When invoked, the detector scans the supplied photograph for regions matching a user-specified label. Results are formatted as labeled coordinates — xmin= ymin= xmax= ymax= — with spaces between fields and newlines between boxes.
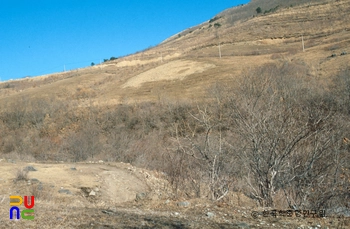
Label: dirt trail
xmin=0 ymin=161 xmax=154 ymax=206
xmin=1 ymin=161 xmax=348 ymax=228
xmin=100 ymin=169 xmax=149 ymax=204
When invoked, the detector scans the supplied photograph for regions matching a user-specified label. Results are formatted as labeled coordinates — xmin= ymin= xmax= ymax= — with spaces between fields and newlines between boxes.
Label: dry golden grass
xmin=1 ymin=1 xmax=350 ymax=227
xmin=0 ymin=0 xmax=348 ymax=106
xmin=122 ymin=60 xmax=215 ymax=88
xmin=0 ymin=0 xmax=348 ymax=107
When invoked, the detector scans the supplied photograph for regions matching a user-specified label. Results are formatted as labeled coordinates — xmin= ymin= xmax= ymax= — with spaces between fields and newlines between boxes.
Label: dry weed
xmin=15 ymin=168 xmax=29 ymax=182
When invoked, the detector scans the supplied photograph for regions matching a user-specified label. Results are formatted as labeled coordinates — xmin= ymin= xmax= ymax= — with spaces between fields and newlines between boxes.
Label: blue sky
xmin=0 ymin=0 xmax=249 ymax=81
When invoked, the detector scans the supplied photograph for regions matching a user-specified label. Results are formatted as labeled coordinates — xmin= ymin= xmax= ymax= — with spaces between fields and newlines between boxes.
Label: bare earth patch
xmin=0 ymin=161 xmax=348 ymax=228
xmin=122 ymin=60 xmax=215 ymax=88
xmin=0 ymin=161 xmax=157 ymax=209
xmin=114 ymin=52 xmax=181 ymax=68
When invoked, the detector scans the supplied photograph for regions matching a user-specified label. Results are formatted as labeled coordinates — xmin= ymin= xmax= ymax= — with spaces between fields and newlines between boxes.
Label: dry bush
xmin=159 ymin=61 xmax=350 ymax=210
xmin=1 ymin=135 xmax=16 ymax=154
xmin=270 ymin=53 xmax=283 ymax=60
xmin=330 ymin=67 xmax=350 ymax=115
xmin=0 ymin=98 xmax=28 ymax=130
xmin=74 ymin=87 xmax=97 ymax=99
xmin=94 ymin=75 xmax=114 ymax=86
xmin=0 ymin=96 xmax=62 ymax=132
xmin=219 ymin=62 xmax=349 ymax=210
xmin=59 ymin=107 xmax=102 ymax=162
xmin=159 ymin=94 xmax=238 ymax=200
xmin=30 ymin=184 xmax=53 ymax=201
xmin=286 ymin=47 xmax=299 ymax=55
xmin=1 ymin=62 xmax=348 ymax=211
xmin=15 ymin=168 xmax=29 ymax=182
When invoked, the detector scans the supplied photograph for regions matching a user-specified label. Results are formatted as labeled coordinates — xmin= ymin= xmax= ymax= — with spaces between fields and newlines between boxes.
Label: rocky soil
xmin=0 ymin=161 xmax=349 ymax=228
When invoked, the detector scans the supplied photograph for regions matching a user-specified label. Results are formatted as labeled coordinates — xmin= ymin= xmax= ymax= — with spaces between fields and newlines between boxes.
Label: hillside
xmin=0 ymin=0 xmax=350 ymax=228
xmin=0 ymin=0 xmax=349 ymax=104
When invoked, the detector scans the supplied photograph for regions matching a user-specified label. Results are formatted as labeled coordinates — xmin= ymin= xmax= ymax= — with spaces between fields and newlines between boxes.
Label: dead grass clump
xmin=74 ymin=87 xmax=97 ymax=99
xmin=2 ymin=136 xmax=15 ymax=154
xmin=287 ymin=47 xmax=299 ymax=55
xmin=30 ymin=184 xmax=53 ymax=201
xmin=327 ymin=43 xmax=341 ymax=51
xmin=15 ymin=168 xmax=29 ymax=182
xmin=270 ymin=53 xmax=283 ymax=60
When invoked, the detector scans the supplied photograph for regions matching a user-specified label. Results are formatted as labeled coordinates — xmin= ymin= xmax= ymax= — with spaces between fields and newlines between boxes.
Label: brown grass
xmin=0 ymin=0 xmax=348 ymax=105
xmin=15 ymin=168 xmax=29 ymax=182
xmin=1 ymin=1 xmax=350 ymax=227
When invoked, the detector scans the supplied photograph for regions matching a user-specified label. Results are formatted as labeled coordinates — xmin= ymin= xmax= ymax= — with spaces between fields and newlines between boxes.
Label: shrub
xmin=256 ymin=7 xmax=262 ymax=14
xmin=30 ymin=184 xmax=52 ymax=201
xmin=4 ymin=84 xmax=14 ymax=89
xmin=209 ymin=16 xmax=220 ymax=23
xmin=15 ymin=168 xmax=28 ymax=182
xmin=214 ymin=23 xmax=221 ymax=28
xmin=264 ymin=6 xmax=279 ymax=14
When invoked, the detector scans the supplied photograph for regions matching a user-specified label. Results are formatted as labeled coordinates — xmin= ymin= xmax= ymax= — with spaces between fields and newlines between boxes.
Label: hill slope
xmin=0 ymin=0 xmax=349 ymax=105
xmin=0 ymin=1 xmax=350 ymax=228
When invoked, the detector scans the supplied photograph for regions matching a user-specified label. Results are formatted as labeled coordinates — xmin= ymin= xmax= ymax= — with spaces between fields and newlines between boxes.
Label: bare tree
xmin=226 ymin=62 xmax=344 ymax=208
xmin=169 ymin=102 xmax=236 ymax=200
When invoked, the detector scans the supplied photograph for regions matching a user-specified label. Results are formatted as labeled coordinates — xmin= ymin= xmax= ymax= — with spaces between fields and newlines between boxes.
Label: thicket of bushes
xmin=0 ymin=61 xmax=349 ymax=212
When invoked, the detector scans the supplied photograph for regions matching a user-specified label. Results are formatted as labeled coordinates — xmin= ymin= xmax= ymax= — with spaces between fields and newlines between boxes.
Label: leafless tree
xmin=226 ymin=62 xmax=348 ymax=209
xmin=168 ymin=101 xmax=237 ymax=200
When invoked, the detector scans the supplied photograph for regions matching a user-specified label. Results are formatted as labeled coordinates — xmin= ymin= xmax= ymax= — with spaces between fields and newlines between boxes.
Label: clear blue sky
xmin=0 ymin=0 xmax=249 ymax=81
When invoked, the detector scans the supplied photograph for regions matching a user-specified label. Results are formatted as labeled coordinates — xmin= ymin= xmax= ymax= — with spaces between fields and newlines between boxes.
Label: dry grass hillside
xmin=0 ymin=0 xmax=348 ymax=105
xmin=1 ymin=0 xmax=350 ymax=228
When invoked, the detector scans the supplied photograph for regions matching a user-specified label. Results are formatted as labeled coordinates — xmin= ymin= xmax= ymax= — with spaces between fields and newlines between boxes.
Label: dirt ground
xmin=0 ymin=160 xmax=349 ymax=228
xmin=121 ymin=60 xmax=215 ymax=88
